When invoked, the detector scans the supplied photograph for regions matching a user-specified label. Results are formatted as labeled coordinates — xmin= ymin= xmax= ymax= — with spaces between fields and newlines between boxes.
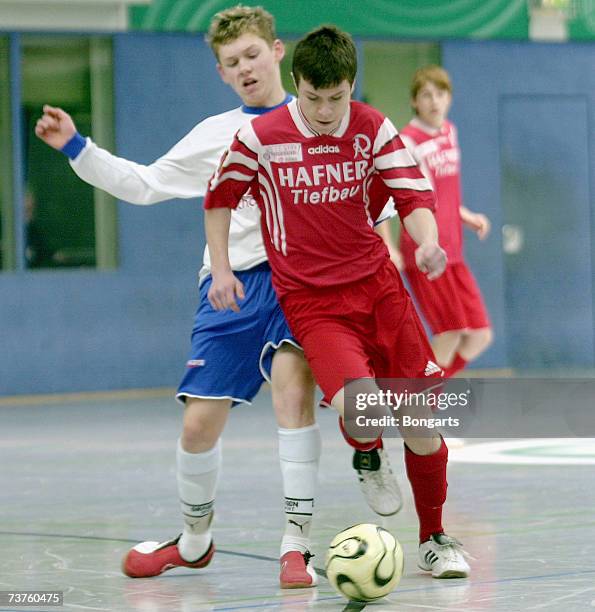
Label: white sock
xmin=176 ymin=438 xmax=220 ymax=561
xmin=278 ymin=424 xmax=321 ymax=557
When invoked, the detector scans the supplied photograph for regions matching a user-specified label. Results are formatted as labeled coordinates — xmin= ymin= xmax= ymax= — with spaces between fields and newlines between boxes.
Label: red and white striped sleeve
xmin=373 ymin=117 xmax=435 ymax=219
xmin=203 ymin=122 xmax=260 ymax=210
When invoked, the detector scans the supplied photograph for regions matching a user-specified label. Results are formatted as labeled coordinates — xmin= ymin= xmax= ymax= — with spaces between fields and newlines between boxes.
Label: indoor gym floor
xmin=2 ymin=388 xmax=595 ymax=611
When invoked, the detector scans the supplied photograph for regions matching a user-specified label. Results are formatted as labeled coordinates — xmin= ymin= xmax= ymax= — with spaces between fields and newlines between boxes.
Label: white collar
xmin=410 ymin=116 xmax=446 ymax=136
xmin=288 ymin=98 xmax=351 ymax=139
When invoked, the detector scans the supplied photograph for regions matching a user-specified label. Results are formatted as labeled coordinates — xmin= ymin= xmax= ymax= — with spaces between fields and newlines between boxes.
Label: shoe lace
xmin=363 ymin=454 xmax=397 ymax=492
xmin=359 ymin=468 xmax=384 ymax=499
xmin=433 ymin=534 xmax=474 ymax=562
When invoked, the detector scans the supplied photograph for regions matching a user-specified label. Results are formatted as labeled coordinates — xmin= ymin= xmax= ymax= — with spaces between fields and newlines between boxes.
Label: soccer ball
xmin=325 ymin=523 xmax=404 ymax=602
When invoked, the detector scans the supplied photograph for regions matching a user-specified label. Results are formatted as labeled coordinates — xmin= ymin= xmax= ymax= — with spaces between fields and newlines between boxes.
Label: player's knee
xmin=403 ymin=435 xmax=441 ymax=457
xmin=181 ymin=411 xmax=221 ymax=450
xmin=436 ymin=330 xmax=464 ymax=345
xmin=181 ymin=420 xmax=219 ymax=451
xmin=180 ymin=397 xmax=229 ymax=451
xmin=273 ymin=384 xmax=316 ymax=427
xmin=474 ymin=327 xmax=493 ymax=350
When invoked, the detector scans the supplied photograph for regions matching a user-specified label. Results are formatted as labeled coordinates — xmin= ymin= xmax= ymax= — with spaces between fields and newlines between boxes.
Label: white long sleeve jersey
xmin=70 ymin=105 xmax=266 ymax=282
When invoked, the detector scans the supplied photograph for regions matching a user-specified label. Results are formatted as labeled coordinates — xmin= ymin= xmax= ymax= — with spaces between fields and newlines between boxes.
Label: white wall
xmin=0 ymin=0 xmax=151 ymax=31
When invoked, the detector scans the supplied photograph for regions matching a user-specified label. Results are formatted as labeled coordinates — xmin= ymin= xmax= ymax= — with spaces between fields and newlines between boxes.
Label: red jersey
xmin=399 ymin=118 xmax=463 ymax=268
xmin=204 ymin=99 xmax=434 ymax=297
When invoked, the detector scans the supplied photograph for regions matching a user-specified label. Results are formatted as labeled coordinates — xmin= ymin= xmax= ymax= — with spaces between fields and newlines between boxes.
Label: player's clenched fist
xmin=415 ymin=242 xmax=447 ymax=281
xmin=34 ymin=105 xmax=77 ymax=150
xmin=208 ymin=270 xmax=245 ymax=313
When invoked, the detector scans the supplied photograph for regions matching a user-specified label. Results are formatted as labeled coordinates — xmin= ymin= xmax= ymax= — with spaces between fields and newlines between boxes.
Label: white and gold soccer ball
xmin=325 ymin=523 xmax=404 ymax=602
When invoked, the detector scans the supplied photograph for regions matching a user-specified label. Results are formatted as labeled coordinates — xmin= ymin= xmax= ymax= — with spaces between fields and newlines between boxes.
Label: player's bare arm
xmin=402 ymin=208 xmax=446 ymax=280
xmin=460 ymin=206 xmax=491 ymax=240
xmin=204 ymin=208 xmax=245 ymax=312
xmin=35 ymin=105 xmax=77 ymax=150
xmin=375 ymin=222 xmax=404 ymax=271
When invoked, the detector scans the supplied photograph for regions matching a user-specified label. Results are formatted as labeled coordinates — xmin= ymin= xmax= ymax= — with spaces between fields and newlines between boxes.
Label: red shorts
xmin=404 ymin=262 xmax=491 ymax=335
xmin=280 ymin=260 xmax=440 ymax=403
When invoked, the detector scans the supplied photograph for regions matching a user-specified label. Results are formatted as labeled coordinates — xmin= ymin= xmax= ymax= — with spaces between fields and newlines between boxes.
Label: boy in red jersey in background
xmin=396 ymin=66 xmax=493 ymax=377
xmin=205 ymin=26 xmax=470 ymax=578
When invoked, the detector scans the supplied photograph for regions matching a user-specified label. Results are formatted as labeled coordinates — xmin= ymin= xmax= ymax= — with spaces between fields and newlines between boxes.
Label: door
xmin=500 ymin=95 xmax=592 ymax=367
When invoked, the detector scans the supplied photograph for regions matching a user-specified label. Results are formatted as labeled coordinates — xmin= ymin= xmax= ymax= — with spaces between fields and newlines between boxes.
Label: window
xmin=0 ymin=36 xmax=13 ymax=270
xmin=362 ymin=41 xmax=440 ymax=130
xmin=20 ymin=35 xmax=117 ymax=270
xmin=280 ymin=40 xmax=297 ymax=96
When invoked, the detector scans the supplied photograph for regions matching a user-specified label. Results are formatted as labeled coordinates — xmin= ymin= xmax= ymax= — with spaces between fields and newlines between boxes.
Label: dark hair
xmin=292 ymin=25 xmax=357 ymax=89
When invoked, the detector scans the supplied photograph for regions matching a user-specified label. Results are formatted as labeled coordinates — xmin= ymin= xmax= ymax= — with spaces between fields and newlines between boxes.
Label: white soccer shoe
xmin=353 ymin=447 xmax=403 ymax=516
xmin=418 ymin=533 xmax=470 ymax=578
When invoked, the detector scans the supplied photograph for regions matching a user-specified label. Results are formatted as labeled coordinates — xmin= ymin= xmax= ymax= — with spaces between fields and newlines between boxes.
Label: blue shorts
xmin=176 ymin=262 xmax=300 ymax=406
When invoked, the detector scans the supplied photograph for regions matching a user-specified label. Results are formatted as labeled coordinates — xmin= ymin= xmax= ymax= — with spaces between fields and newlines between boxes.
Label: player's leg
xmin=260 ymin=296 xmax=320 ymax=588
xmin=378 ymin=262 xmax=470 ymax=578
xmin=399 ymin=396 xmax=469 ymax=578
xmin=177 ymin=397 xmax=229 ymax=559
xmin=405 ymin=264 xmax=469 ymax=377
xmin=331 ymin=382 xmax=403 ymax=516
xmin=123 ymin=270 xmax=267 ymax=578
xmin=270 ymin=343 xmax=316 ymax=428
xmin=431 ymin=330 xmax=463 ymax=369
xmin=280 ymin=287 xmax=402 ymax=517
xmin=271 ymin=344 xmax=318 ymax=545
xmin=446 ymin=262 xmax=493 ymax=376
xmin=457 ymin=327 xmax=493 ymax=361
xmin=123 ymin=397 xmax=226 ymax=578
xmin=443 ymin=326 xmax=493 ymax=377
xmin=270 ymin=345 xmax=319 ymax=588
xmin=442 ymin=263 xmax=493 ymax=377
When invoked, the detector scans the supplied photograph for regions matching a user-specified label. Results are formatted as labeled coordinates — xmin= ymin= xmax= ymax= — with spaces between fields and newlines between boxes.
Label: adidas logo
xmin=307 ymin=144 xmax=340 ymax=154
xmin=424 ymin=360 xmax=442 ymax=376
xmin=425 ymin=550 xmax=439 ymax=566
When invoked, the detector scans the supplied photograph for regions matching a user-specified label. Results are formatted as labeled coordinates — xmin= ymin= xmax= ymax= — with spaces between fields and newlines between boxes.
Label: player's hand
xmin=464 ymin=212 xmax=491 ymax=240
xmin=415 ymin=242 xmax=447 ymax=280
xmin=208 ymin=269 xmax=245 ymax=313
xmin=34 ymin=105 xmax=77 ymax=150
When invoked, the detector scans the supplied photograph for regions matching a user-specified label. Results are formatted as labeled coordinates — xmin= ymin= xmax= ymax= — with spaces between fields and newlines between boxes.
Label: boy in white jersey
xmin=34 ymin=6 xmax=401 ymax=588
xmin=205 ymin=25 xmax=470 ymax=579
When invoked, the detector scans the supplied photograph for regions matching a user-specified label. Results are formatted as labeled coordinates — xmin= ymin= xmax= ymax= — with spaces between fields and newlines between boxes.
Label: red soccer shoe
xmin=280 ymin=551 xmax=318 ymax=589
xmin=122 ymin=534 xmax=215 ymax=578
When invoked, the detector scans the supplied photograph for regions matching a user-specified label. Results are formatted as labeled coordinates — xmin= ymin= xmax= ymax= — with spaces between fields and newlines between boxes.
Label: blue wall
xmin=1 ymin=33 xmax=237 ymax=395
xmin=443 ymin=40 xmax=594 ymax=369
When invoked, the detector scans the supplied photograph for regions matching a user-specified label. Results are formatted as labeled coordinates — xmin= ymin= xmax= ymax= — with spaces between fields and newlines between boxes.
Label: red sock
xmin=443 ymin=353 xmax=467 ymax=378
xmin=405 ymin=439 xmax=448 ymax=542
xmin=338 ymin=417 xmax=383 ymax=451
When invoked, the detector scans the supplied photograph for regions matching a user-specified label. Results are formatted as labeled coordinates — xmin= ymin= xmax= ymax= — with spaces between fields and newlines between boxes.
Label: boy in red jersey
xmin=205 ymin=26 xmax=470 ymax=578
xmin=397 ymin=66 xmax=493 ymax=377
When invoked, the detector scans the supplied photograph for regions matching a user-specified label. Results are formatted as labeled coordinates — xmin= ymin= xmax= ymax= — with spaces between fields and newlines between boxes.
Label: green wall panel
xmin=130 ymin=0 xmax=531 ymax=39
xmin=568 ymin=0 xmax=595 ymax=39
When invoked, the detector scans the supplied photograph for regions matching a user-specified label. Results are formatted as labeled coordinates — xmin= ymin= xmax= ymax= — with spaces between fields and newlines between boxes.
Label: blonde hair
xmin=206 ymin=5 xmax=276 ymax=58
xmin=410 ymin=65 xmax=452 ymax=98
